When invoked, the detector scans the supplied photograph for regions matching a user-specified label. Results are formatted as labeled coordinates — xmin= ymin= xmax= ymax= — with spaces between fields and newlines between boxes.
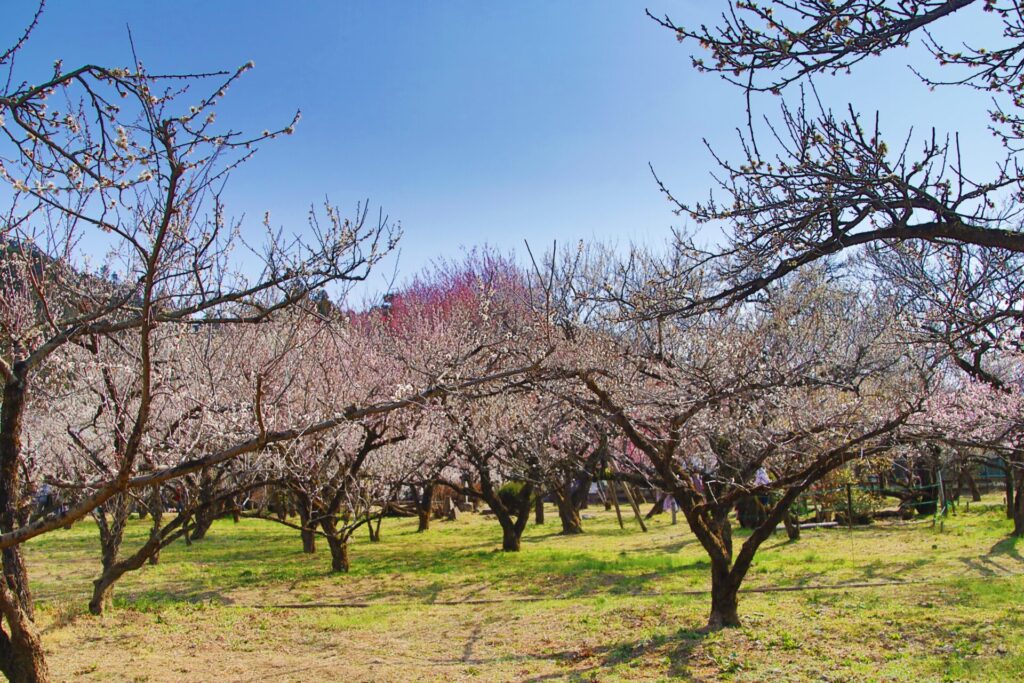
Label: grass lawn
xmin=25 ymin=495 xmax=1024 ymax=682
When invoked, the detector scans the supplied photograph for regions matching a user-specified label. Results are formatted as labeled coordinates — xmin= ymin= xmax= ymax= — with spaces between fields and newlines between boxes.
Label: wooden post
xmin=937 ymin=470 xmax=947 ymax=517
xmin=846 ymin=483 xmax=854 ymax=531
xmin=622 ymin=482 xmax=648 ymax=533
xmin=937 ymin=470 xmax=947 ymax=532
xmin=596 ymin=480 xmax=611 ymax=511
xmin=608 ymin=478 xmax=625 ymax=530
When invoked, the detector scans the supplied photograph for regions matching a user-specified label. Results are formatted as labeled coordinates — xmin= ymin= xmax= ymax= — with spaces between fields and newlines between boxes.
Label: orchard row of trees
xmin=3 ymin=2 xmax=1024 ymax=682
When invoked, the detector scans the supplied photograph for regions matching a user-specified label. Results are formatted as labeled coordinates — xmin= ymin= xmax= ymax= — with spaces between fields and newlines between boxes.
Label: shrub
xmin=497 ymin=481 xmax=535 ymax=510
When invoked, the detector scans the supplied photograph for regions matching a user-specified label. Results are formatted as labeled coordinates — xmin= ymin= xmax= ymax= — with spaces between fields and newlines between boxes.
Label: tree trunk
xmin=707 ymin=565 xmax=741 ymax=630
xmin=90 ymin=492 xmax=136 ymax=616
xmin=783 ymin=508 xmax=800 ymax=541
xmin=0 ymin=377 xmax=49 ymax=681
xmin=711 ymin=507 xmax=733 ymax=558
xmin=0 ymin=378 xmax=34 ymax=621
xmin=493 ymin=497 xmax=530 ymax=552
xmin=417 ymin=484 xmax=433 ymax=533
xmin=90 ymin=505 xmax=176 ymax=616
xmin=963 ymin=471 xmax=982 ymax=503
xmin=298 ymin=503 xmax=316 ymax=554
xmin=90 ymin=497 xmax=227 ymax=617
xmin=189 ymin=511 xmax=213 ymax=541
xmin=0 ymin=583 xmax=50 ymax=683
xmin=326 ymin=536 xmax=350 ymax=572
xmin=0 ymin=547 xmax=32 ymax=627
xmin=1007 ymin=466 xmax=1017 ymax=520
xmin=500 ymin=521 xmax=522 ymax=552
xmin=645 ymin=496 xmax=666 ymax=520
xmin=90 ymin=529 xmax=122 ymax=614
xmin=534 ymin=495 xmax=545 ymax=525
xmin=189 ymin=470 xmax=218 ymax=541
xmin=318 ymin=517 xmax=351 ymax=571
xmin=709 ymin=487 xmax=806 ymax=630
xmin=301 ymin=527 xmax=317 ymax=554
xmin=90 ymin=549 xmax=150 ymax=616
xmin=476 ymin=471 xmax=530 ymax=552
xmin=555 ymin=494 xmax=584 ymax=535
xmin=88 ymin=574 xmax=116 ymax=617
xmin=1013 ymin=469 xmax=1024 ymax=538
xmin=147 ymin=489 xmax=163 ymax=566
xmin=690 ymin=503 xmax=742 ymax=630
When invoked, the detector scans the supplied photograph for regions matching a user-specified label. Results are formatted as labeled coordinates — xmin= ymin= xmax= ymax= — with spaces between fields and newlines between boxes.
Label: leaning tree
xmin=0 ymin=9 xmax=405 ymax=678
xmin=30 ymin=320 xmax=296 ymax=615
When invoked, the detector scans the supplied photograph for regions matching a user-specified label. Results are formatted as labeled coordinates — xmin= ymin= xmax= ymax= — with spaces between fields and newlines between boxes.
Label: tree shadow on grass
xmin=254 ymin=625 xmax=711 ymax=683
xmin=113 ymin=585 xmax=237 ymax=610
xmin=522 ymin=530 xmax=578 ymax=544
xmin=761 ymin=537 xmax=800 ymax=552
xmin=857 ymin=558 xmax=929 ymax=581
xmin=519 ymin=626 xmax=709 ymax=682
xmin=986 ymin=536 xmax=1021 ymax=563
xmin=623 ymin=537 xmax=697 ymax=555
xmin=959 ymin=555 xmax=1010 ymax=577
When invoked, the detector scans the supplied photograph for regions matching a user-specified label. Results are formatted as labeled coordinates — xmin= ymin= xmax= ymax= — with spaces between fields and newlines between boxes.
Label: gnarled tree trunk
xmin=188 ymin=469 xmax=219 ymax=541
xmin=189 ymin=509 xmax=214 ymax=540
xmin=0 ymin=582 xmax=49 ymax=683
xmin=487 ymin=484 xmax=532 ymax=552
xmin=320 ymin=520 xmax=350 ymax=572
xmin=554 ymin=490 xmax=583 ymax=535
xmin=679 ymin=486 xmax=804 ymax=631
xmin=88 ymin=510 xmax=195 ymax=616
xmin=0 ymin=376 xmax=50 ymax=682
xmin=89 ymin=494 xmax=132 ymax=615
xmin=499 ymin=518 xmax=523 ymax=552
xmin=328 ymin=537 xmax=349 ymax=572
xmin=707 ymin=561 xmax=740 ymax=629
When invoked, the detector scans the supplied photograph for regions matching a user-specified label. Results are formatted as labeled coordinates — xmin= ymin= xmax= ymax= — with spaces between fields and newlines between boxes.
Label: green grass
xmin=25 ymin=495 xmax=1024 ymax=682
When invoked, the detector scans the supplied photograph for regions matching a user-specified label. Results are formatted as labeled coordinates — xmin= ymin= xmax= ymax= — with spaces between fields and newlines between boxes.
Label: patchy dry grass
xmin=25 ymin=495 xmax=1024 ymax=682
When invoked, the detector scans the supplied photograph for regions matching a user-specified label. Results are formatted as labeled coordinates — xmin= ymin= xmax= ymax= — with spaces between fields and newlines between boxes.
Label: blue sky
xmin=4 ymin=1 xmax=1004 ymax=298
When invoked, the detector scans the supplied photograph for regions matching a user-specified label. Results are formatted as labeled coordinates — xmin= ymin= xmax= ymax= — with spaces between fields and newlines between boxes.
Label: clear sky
xmin=3 ymin=1 xmax=1004 ymax=298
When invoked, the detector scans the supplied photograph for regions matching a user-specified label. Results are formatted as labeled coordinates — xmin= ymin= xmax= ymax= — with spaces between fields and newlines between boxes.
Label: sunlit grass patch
xmin=25 ymin=494 xmax=1024 ymax=681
